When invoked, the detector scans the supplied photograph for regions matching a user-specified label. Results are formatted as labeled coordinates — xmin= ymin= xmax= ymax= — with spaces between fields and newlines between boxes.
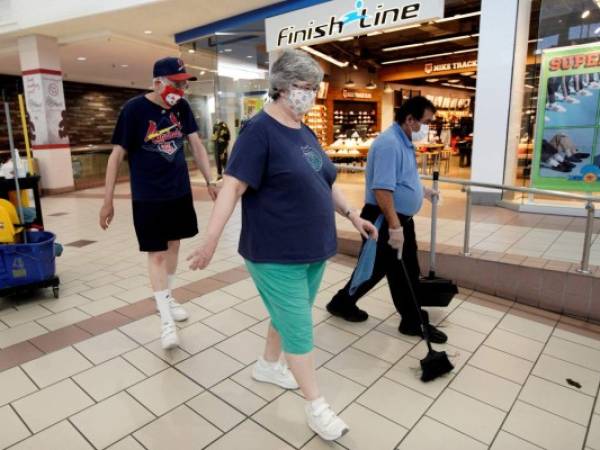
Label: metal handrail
xmin=420 ymin=173 xmax=598 ymax=274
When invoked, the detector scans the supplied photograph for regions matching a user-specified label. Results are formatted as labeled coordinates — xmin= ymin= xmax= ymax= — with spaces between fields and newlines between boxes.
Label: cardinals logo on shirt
xmin=143 ymin=112 xmax=184 ymax=161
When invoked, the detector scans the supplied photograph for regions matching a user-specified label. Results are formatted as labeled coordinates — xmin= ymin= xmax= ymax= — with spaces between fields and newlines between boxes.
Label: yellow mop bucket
xmin=0 ymin=199 xmax=23 ymax=244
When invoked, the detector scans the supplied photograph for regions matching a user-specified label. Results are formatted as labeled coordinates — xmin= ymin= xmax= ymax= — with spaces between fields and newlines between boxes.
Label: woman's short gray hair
xmin=269 ymin=49 xmax=324 ymax=100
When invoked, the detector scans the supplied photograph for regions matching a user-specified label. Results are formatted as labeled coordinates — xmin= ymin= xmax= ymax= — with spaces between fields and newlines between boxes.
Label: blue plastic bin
xmin=0 ymin=231 xmax=56 ymax=288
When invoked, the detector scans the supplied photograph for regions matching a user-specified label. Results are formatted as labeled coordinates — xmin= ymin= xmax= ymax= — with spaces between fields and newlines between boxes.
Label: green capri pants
xmin=245 ymin=260 xmax=326 ymax=355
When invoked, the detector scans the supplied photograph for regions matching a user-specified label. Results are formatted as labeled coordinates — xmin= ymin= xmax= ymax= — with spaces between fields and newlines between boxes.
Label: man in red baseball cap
xmin=100 ymin=57 xmax=217 ymax=350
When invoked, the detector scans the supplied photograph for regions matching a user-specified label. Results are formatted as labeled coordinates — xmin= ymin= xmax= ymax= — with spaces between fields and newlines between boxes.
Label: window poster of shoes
xmin=532 ymin=43 xmax=600 ymax=190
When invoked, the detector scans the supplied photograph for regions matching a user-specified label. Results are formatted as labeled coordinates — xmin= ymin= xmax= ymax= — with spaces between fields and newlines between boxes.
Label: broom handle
xmin=428 ymin=170 xmax=439 ymax=277
xmin=17 ymin=94 xmax=34 ymax=175
xmin=398 ymin=250 xmax=433 ymax=353
xmin=4 ymin=99 xmax=27 ymax=244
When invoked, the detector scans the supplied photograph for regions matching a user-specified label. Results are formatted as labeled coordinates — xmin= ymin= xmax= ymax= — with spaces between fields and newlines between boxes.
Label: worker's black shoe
xmin=399 ymin=323 xmax=448 ymax=344
xmin=326 ymin=301 xmax=369 ymax=323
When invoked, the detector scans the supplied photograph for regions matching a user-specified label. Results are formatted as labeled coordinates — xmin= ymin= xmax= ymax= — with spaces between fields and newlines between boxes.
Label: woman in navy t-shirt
xmin=188 ymin=49 xmax=377 ymax=442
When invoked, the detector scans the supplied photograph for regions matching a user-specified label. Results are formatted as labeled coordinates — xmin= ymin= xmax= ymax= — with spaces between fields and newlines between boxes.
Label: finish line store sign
xmin=266 ymin=0 xmax=445 ymax=52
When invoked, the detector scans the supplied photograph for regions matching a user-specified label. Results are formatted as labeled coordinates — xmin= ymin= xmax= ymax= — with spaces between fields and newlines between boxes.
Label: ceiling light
xmin=447 ymin=79 xmax=461 ymax=83
xmin=367 ymin=31 xmax=382 ymax=36
xmin=120 ymin=64 xmax=128 ymax=68
xmin=452 ymin=48 xmax=478 ymax=55
xmin=188 ymin=49 xmax=195 ymax=54
xmin=426 ymin=78 xmax=440 ymax=83
xmin=383 ymin=33 xmax=478 ymax=52
xmin=338 ymin=36 xmax=354 ymax=42
xmin=441 ymin=82 xmax=476 ymax=90
xmin=435 ymin=11 xmax=481 ymax=23
xmin=224 ymin=48 xmax=232 ymax=53
xmin=582 ymin=9 xmax=591 ymax=19
xmin=345 ymin=79 xmax=356 ymax=88
xmin=200 ymin=71 xmax=206 ymax=75
xmin=382 ymin=48 xmax=477 ymax=65
xmin=384 ymin=84 xmax=394 ymax=93
xmin=460 ymin=72 xmax=475 ymax=76
xmin=470 ymin=75 xmax=477 ymax=79
xmin=595 ymin=26 xmax=600 ymax=34
xmin=381 ymin=57 xmax=415 ymax=65
xmin=144 ymin=30 xmax=152 ymax=35
xmin=383 ymin=23 xmax=421 ymax=33
xmin=352 ymin=64 xmax=358 ymax=70
xmin=77 ymin=56 xmax=86 ymax=61
xmin=246 ymin=55 xmax=253 ymax=58
xmin=366 ymin=80 xmax=377 ymax=89
xmin=300 ymin=46 xmax=349 ymax=68
xmin=415 ymin=52 xmax=453 ymax=60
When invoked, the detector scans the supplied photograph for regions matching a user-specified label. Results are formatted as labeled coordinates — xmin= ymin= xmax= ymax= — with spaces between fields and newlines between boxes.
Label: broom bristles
xmin=420 ymin=350 xmax=454 ymax=382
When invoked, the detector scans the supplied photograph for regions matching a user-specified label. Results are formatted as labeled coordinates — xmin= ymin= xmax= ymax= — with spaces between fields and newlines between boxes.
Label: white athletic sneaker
xmin=547 ymin=103 xmax=566 ymax=112
xmin=565 ymin=95 xmax=580 ymax=104
xmin=156 ymin=298 xmax=189 ymax=322
xmin=305 ymin=398 xmax=349 ymax=441
xmin=252 ymin=358 xmax=299 ymax=389
xmin=588 ymin=81 xmax=600 ymax=89
xmin=161 ymin=321 xmax=179 ymax=350
xmin=578 ymin=89 xmax=593 ymax=97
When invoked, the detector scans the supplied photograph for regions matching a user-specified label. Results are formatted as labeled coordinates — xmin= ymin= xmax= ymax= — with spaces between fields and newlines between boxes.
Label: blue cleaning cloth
xmin=348 ymin=215 xmax=384 ymax=296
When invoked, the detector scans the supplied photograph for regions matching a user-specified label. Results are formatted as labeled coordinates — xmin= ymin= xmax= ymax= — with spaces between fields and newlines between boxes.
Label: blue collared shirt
xmin=365 ymin=123 xmax=424 ymax=216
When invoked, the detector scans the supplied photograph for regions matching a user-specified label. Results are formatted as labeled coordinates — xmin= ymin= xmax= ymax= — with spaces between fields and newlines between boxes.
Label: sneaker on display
xmin=565 ymin=96 xmax=580 ymax=104
xmin=547 ymin=103 xmax=566 ymax=112
xmin=578 ymin=89 xmax=593 ymax=97
xmin=161 ymin=321 xmax=179 ymax=349
xmin=555 ymin=92 xmax=565 ymax=101
xmin=252 ymin=358 xmax=299 ymax=389
xmin=588 ymin=81 xmax=600 ymax=89
xmin=305 ymin=398 xmax=349 ymax=441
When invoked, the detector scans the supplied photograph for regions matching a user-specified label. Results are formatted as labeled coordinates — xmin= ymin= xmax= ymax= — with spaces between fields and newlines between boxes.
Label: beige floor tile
xmin=469 ymin=345 xmax=533 ymax=384
xmin=230 ymin=365 xmax=285 ymax=402
xmin=325 ymin=347 xmax=391 ymax=386
xmin=352 ymin=331 xmax=413 ymax=364
xmin=0 ymin=367 xmax=37 ymax=406
xmin=114 ymin=275 xmax=149 ymax=290
xmin=435 ymin=322 xmax=487 ymax=352
xmin=398 ymin=416 xmax=487 ymax=450
xmin=128 ymin=368 xmax=202 ymax=416
xmin=210 ymin=379 xmax=267 ymax=415
xmin=9 ymin=420 xmax=93 ymax=450
xmin=205 ymin=419 xmax=294 ymax=450
xmin=177 ymin=322 xmax=226 ymax=355
xmin=1 ymin=305 xmax=52 ymax=327
xmin=134 ymin=405 xmax=222 ymax=450
xmin=0 ymin=404 xmax=30 ymax=449
xmin=445 ymin=307 xmax=501 ymax=334
xmin=358 ymin=377 xmax=432 ymax=428
xmin=78 ymin=297 xmax=128 ymax=316
xmin=192 ymin=291 xmax=243 ymax=313
xmin=313 ymin=367 xmax=365 ymax=411
xmin=450 ymin=366 xmax=521 ymax=412
xmin=248 ymin=319 xmax=270 ymax=338
xmin=122 ymin=347 xmax=169 ymax=377
xmin=408 ymin=341 xmax=472 ymax=373
xmin=44 ymin=294 xmax=91 ymax=313
xmin=428 ymin=389 xmax=505 ymax=445
xmin=385 ymin=355 xmax=455 ymax=399
xmin=71 ymin=392 xmax=154 ymax=450
xmin=0 ymin=322 xmax=48 ymax=349
xmin=176 ymin=303 xmax=212 ymax=329
xmin=13 ymin=379 xmax=94 ymax=433
xmin=314 ymin=323 xmax=359 ymax=354
xmin=119 ymin=315 xmax=162 ymax=345
xmin=519 ymin=375 xmax=594 ymax=426
xmin=356 ymin=296 xmax=398 ymax=320
xmin=22 ymin=346 xmax=92 ymax=388
xmin=553 ymin=326 xmax=600 ymax=351
xmin=498 ymin=311 xmax=555 ymax=343
xmin=587 ymin=414 xmax=600 ymax=450
xmin=75 ymin=330 xmax=139 ymax=364
xmin=460 ymin=296 xmax=510 ymax=319
xmin=114 ymin=286 xmax=154 ymax=304
xmin=338 ymin=403 xmax=408 ymax=450
xmin=107 ymin=436 xmax=146 ymax=450
xmin=253 ymin=391 xmax=314 ymax=448
xmin=503 ymin=401 xmax=586 ymax=450
xmin=87 ymin=274 xmax=123 ymax=289
xmin=490 ymin=431 xmax=544 ymax=450
xmin=301 ymin=436 xmax=345 ymax=449
xmin=203 ymin=309 xmax=257 ymax=336
xmin=325 ymin=316 xmax=381 ymax=337
xmin=544 ymin=336 xmax=600 ymax=372
xmin=144 ymin=338 xmax=190 ymax=365
xmin=215 ymin=330 xmax=266 ymax=365
xmin=73 ymin=357 xmax=146 ymax=401
xmin=187 ymin=391 xmax=245 ymax=432
xmin=485 ymin=329 xmax=545 ymax=362
xmin=81 ymin=284 xmax=125 ymax=301
xmin=234 ymin=297 xmax=269 ymax=321
xmin=36 ymin=308 xmax=91 ymax=331
xmin=532 ymin=354 xmax=600 ymax=397
xmin=222 ymin=279 xmax=259 ymax=300
xmin=177 ymin=348 xmax=243 ymax=388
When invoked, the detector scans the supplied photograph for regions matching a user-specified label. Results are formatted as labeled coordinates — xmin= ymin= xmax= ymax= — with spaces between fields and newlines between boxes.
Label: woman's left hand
xmin=350 ymin=214 xmax=378 ymax=240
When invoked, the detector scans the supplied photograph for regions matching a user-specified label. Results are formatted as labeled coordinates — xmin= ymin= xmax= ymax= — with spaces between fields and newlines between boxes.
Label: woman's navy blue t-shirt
xmin=225 ymin=110 xmax=338 ymax=264
xmin=111 ymin=95 xmax=198 ymax=202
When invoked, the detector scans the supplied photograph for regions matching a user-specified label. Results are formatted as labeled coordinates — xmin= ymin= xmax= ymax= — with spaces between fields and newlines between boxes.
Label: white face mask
xmin=412 ymin=123 xmax=429 ymax=142
xmin=286 ymin=88 xmax=317 ymax=116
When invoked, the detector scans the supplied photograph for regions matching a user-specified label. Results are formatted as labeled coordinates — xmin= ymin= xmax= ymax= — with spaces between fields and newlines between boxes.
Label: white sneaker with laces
xmin=156 ymin=298 xmax=189 ymax=322
xmin=161 ymin=321 xmax=179 ymax=349
xmin=565 ymin=95 xmax=580 ymax=104
xmin=305 ymin=398 xmax=349 ymax=441
xmin=252 ymin=358 xmax=299 ymax=389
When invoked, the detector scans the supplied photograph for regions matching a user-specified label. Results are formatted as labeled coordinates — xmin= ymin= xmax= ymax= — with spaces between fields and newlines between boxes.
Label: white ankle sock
xmin=154 ymin=290 xmax=172 ymax=322
xmin=308 ymin=397 xmax=326 ymax=411
xmin=258 ymin=357 xmax=279 ymax=369
xmin=167 ymin=275 xmax=175 ymax=293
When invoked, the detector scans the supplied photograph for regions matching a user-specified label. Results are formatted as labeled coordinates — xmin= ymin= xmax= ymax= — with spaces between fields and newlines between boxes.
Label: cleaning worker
xmin=326 ymin=96 xmax=448 ymax=345
xmin=99 ymin=57 xmax=217 ymax=350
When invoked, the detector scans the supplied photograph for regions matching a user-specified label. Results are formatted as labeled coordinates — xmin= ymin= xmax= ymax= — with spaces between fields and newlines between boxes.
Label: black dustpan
xmin=420 ymin=170 xmax=458 ymax=308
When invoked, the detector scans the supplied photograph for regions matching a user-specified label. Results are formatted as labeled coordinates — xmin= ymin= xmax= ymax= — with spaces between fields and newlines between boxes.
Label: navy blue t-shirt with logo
xmin=225 ymin=110 xmax=338 ymax=264
xmin=111 ymin=95 xmax=198 ymax=202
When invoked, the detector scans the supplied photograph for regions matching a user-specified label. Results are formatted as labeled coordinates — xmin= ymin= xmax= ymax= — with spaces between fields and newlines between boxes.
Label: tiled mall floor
xmin=0 ymin=182 xmax=600 ymax=449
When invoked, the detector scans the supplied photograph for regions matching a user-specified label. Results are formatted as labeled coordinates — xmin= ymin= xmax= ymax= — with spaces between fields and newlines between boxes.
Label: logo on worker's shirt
xmin=301 ymin=145 xmax=323 ymax=172
xmin=143 ymin=112 xmax=184 ymax=161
